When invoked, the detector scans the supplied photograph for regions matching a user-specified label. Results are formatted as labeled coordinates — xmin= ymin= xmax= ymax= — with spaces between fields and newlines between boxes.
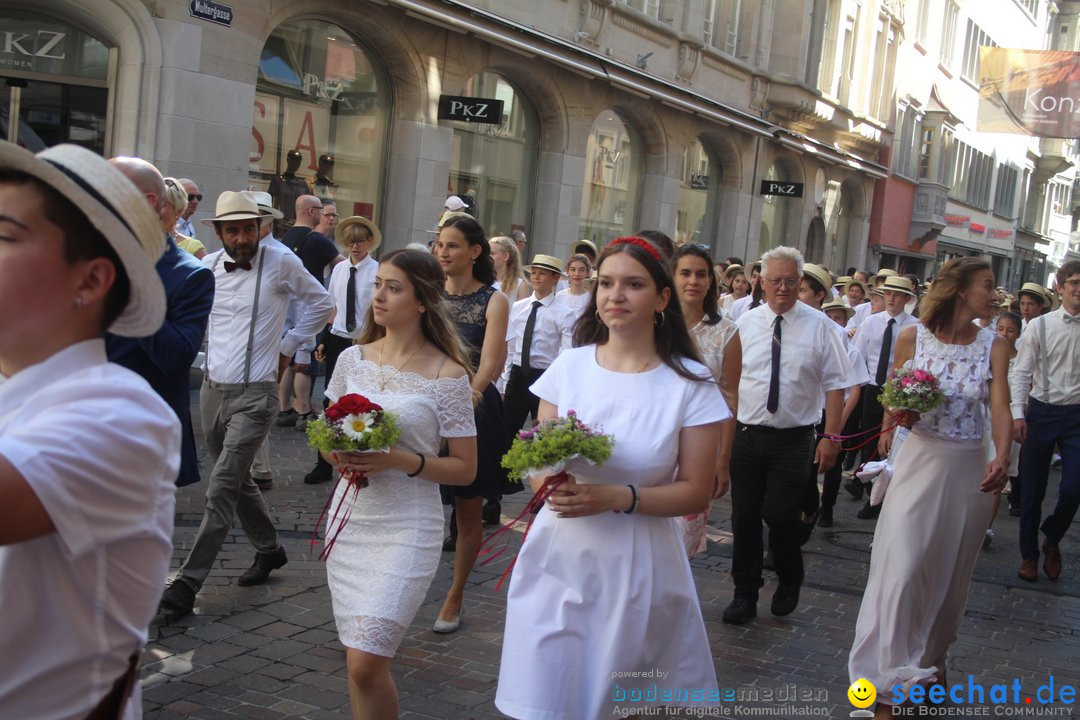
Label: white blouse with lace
xmin=908 ymin=325 xmax=994 ymax=442
xmin=323 ymin=345 xmax=476 ymax=657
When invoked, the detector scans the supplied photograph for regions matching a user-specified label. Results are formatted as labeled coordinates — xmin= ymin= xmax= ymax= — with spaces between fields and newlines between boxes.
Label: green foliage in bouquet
xmin=501 ymin=410 xmax=614 ymax=482
xmin=306 ymin=393 xmax=401 ymax=454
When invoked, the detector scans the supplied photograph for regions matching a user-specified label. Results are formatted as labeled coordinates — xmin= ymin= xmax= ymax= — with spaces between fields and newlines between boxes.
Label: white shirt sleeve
xmin=279 ymin=252 xmax=333 ymax=358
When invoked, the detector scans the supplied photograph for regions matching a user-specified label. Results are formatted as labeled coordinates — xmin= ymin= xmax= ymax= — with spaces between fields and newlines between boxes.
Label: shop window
xmin=760 ymin=159 xmax=797 ymax=250
xmin=0 ymin=10 xmax=111 ymax=154
xmin=448 ymin=72 xmax=538 ymax=238
xmin=579 ymin=110 xmax=643 ymax=246
xmin=675 ymin=137 xmax=719 ymax=250
xmin=249 ymin=20 xmax=390 ymax=227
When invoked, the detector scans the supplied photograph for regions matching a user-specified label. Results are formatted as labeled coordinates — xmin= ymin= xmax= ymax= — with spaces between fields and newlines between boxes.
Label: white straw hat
xmin=0 ymin=141 xmax=166 ymax=337
xmin=242 ymin=190 xmax=284 ymax=220
xmin=201 ymin=191 xmax=264 ymax=226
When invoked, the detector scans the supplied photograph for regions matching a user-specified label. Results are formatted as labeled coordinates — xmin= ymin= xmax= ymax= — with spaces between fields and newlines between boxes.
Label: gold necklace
xmin=377 ymin=341 xmax=426 ymax=390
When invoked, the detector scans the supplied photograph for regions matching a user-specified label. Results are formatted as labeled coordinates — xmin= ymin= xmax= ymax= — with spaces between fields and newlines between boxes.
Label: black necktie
xmin=224 ymin=261 xmax=252 ymax=273
xmin=346 ymin=266 xmax=357 ymax=333
xmin=767 ymin=315 xmax=782 ymax=414
xmin=876 ymin=317 xmax=896 ymax=386
xmin=521 ymin=300 xmax=543 ymax=372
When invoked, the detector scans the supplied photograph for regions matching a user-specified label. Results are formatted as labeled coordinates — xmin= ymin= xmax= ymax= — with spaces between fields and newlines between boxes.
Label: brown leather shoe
xmin=1042 ymin=542 xmax=1062 ymax=581
xmin=1018 ymin=559 xmax=1038 ymax=582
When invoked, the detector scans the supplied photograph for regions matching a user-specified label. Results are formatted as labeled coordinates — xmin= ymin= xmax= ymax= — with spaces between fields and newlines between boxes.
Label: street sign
xmin=759 ymin=180 xmax=803 ymax=197
xmin=189 ymin=0 xmax=233 ymax=27
xmin=437 ymin=95 xmax=504 ymax=124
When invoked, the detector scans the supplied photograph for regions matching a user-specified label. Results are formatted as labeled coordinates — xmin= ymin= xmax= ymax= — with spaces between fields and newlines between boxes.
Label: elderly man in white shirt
xmin=723 ymin=247 xmax=852 ymax=626
xmin=160 ymin=192 xmax=332 ymax=617
xmin=1011 ymin=261 xmax=1080 ymax=583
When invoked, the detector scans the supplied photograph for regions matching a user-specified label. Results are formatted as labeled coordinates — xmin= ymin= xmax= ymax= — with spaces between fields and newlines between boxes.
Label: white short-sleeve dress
xmin=495 ymin=345 xmax=730 ymax=719
xmin=323 ymin=346 xmax=476 ymax=657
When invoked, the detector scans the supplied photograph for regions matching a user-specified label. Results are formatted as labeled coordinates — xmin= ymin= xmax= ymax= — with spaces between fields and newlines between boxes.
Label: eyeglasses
xmin=765 ymin=278 xmax=799 ymax=289
xmin=348 ymin=238 xmax=370 ymax=245
xmin=188 ymin=193 xmax=202 ymax=202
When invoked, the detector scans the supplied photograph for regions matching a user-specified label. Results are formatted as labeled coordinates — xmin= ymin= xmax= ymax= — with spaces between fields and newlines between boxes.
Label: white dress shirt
xmin=203 ymin=242 xmax=332 ymax=384
xmin=328 ymin=255 xmax=378 ymax=339
xmin=175 ymin=216 xmax=197 ymax=240
xmin=851 ymin=309 xmax=918 ymax=384
xmin=846 ymin=300 xmax=875 ymax=332
xmin=0 ymin=340 xmax=179 ymax=718
xmin=729 ymin=294 xmax=762 ymax=321
xmin=736 ymin=301 xmax=853 ymax=428
xmin=1009 ymin=308 xmax=1080 ymax=419
xmin=505 ymin=292 xmax=576 ymax=370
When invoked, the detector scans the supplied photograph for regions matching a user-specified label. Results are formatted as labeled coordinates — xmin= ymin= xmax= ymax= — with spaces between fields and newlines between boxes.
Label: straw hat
xmin=524 ymin=254 xmax=565 ymax=274
xmin=880 ymin=276 xmax=917 ymax=297
xmin=834 ymin=275 xmax=853 ymax=288
xmin=242 ymin=190 xmax=283 ymax=220
xmin=845 ymin=278 xmax=870 ymax=297
xmin=870 ymin=268 xmax=899 ymax=283
xmin=336 ymin=216 xmax=382 ymax=252
xmin=0 ymin=141 xmax=166 ymax=337
xmin=821 ymin=298 xmax=854 ymax=319
xmin=1018 ymin=282 xmax=1051 ymax=308
xmin=437 ymin=210 xmax=473 ymax=228
xmin=572 ymin=239 xmax=599 ymax=257
xmin=802 ymin=263 xmax=833 ymax=295
xmin=201 ymin=191 xmax=264 ymax=226
xmin=723 ymin=264 xmax=745 ymax=284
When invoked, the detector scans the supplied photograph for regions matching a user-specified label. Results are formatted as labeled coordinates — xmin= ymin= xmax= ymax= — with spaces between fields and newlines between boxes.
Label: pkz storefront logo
xmin=189 ymin=0 xmax=233 ymax=27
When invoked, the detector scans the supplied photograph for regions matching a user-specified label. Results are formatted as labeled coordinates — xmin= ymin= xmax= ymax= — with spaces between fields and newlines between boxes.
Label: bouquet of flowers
xmin=501 ymin=410 xmax=615 ymax=484
xmin=878 ymin=367 xmax=944 ymax=415
xmin=306 ymin=394 xmax=400 ymax=560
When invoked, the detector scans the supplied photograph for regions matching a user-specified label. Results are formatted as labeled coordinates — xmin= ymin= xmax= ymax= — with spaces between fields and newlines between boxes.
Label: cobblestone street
xmin=142 ymin=385 xmax=1080 ymax=719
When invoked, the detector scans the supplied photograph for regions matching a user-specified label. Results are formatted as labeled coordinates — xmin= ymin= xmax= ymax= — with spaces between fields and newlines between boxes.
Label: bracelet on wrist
xmin=623 ymin=484 xmax=639 ymax=514
xmin=406 ymin=453 xmax=426 ymax=478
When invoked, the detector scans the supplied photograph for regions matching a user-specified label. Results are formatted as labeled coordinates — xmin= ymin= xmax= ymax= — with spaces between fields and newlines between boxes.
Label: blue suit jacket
xmin=106 ymin=235 xmax=214 ymax=486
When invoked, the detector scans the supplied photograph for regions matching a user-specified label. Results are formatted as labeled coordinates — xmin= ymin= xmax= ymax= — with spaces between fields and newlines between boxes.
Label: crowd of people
xmin=0 ymin=141 xmax=1077 ymax=720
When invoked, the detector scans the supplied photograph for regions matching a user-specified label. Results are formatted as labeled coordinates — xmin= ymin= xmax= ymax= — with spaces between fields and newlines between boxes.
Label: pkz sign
xmin=759 ymin=180 xmax=804 ymax=197
xmin=437 ymin=95 xmax=504 ymax=124
xmin=189 ymin=0 xmax=233 ymax=27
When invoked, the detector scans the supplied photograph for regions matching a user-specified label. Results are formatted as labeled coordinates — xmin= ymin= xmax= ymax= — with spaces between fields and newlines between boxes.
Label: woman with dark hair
xmin=431 ymin=214 xmax=512 ymax=633
xmin=496 ymin=237 xmax=730 ymax=718
xmin=322 ymin=249 xmax=478 ymax=718
xmin=720 ymin=263 xmax=750 ymax=315
xmin=671 ymin=244 xmax=740 ymax=556
xmin=555 ymin=252 xmax=593 ymax=315
xmin=0 ymin=143 xmax=180 ymax=718
xmin=849 ymin=257 xmax=1012 ymax=718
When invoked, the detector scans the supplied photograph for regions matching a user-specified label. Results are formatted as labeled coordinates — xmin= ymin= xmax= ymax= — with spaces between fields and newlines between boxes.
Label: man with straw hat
xmin=847 ymin=268 xmax=896 ymax=333
xmin=0 ymin=142 xmax=179 ymax=718
xmin=160 ymin=191 xmax=332 ymax=617
xmin=848 ymin=275 xmax=918 ymax=515
xmin=304 ymin=215 xmax=382 ymax=486
xmin=1017 ymin=282 xmax=1051 ymax=331
xmin=504 ymin=253 xmax=576 ymax=437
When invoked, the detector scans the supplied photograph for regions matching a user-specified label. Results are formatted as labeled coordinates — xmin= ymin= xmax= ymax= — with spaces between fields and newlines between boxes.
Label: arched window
xmin=0 ymin=10 xmax=112 ymax=154
xmin=249 ymin=20 xmax=391 ymax=227
xmin=448 ymin=72 xmax=538 ymax=237
xmin=579 ymin=110 xmax=642 ymax=246
xmin=676 ymin=137 xmax=720 ymax=250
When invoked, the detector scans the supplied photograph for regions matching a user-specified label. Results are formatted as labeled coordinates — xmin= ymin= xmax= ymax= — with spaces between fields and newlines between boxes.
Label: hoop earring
xmin=595 ymin=309 xmax=605 ymax=325
xmin=654 ymin=311 xmax=665 ymax=327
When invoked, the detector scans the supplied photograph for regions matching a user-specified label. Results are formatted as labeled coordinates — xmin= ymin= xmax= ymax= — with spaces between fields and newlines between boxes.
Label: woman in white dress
xmin=672 ymin=244 xmax=740 ymax=556
xmin=496 ymin=237 xmax=729 ymax=719
xmin=719 ymin=263 xmax=749 ymax=316
xmin=555 ymin=253 xmax=593 ymax=316
xmin=848 ymin=257 xmax=1012 ymax=718
xmin=322 ymin=249 xmax=478 ymax=719
xmin=490 ymin=235 xmax=531 ymax=301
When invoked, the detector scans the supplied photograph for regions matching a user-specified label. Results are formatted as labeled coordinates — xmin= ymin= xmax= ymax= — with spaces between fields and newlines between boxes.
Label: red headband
xmin=609 ymin=236 xmax=662 ymax=263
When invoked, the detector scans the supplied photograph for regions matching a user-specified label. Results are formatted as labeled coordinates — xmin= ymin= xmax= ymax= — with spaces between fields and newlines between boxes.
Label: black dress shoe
xmin=857 ymin=501 xmax=881 ymax=520
xmin=482 ymin=500 xmax=502 ymax=526
xmin=844 ymin=477 xmax=864 ymax=500
xmin=159 ymin=579 xmax=197 ymax=616
xmin=304 ymin=465 xmax=332 ymax=485
xmin=238 ymin=546 xmax=288 ymax=586
xmin=771 ymin=584 xmax=800 ymax=616
xmin=1008 ymin=504 xmax=1022 ymax=517
xmin=442 ymin=535 xmax=457 ymax=552
xmin=722 ymin=597 xmax=757 ymax=625
xmin=818 ymin=506 xmax=834 ymax=528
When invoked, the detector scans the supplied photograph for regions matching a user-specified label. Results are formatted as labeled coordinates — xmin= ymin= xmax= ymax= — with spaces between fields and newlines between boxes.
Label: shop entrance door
xmin=2 ymin=77 xmax=108 ymax=154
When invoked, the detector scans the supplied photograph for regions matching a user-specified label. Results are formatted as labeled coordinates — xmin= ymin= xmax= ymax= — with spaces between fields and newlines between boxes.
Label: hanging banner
xmin=978 ymin=47 xmax=1080 ymax=138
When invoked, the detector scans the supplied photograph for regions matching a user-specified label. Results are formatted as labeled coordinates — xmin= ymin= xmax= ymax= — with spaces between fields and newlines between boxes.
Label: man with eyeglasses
xmin=315 ymin=201 xmax=338 ymax=238
xmin=723 ymin=246 xmax=852 ymax=626
xmin=175 ymin=178 xmax=202 ymax=239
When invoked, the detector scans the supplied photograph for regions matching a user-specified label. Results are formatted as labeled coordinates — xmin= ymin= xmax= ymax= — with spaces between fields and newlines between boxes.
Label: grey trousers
xmin=251 ymin=437 xmax=272 ymax=479
xmin=178 ymin=379 xmax=280 ymax=589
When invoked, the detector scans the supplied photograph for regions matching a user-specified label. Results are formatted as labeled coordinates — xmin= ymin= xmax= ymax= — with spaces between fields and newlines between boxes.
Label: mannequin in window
xmin=314 ymin=153 xmax=337 ymax=201
xmin=268 ymin=149 xmax=312 ymax=224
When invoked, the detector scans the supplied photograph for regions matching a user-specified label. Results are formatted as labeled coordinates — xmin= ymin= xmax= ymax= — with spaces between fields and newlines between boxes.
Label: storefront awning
xmin=938 ymin=235 xmax=1012 ymax=257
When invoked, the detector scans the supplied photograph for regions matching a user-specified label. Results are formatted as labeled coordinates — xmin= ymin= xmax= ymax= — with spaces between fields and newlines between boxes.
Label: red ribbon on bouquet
xmin=475 ymin=472 xmax=569 ymax=591
xmin=309 ymin=467 xmax=369 ymax=561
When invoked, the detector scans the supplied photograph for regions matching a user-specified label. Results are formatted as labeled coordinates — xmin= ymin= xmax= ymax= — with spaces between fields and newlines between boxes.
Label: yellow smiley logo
xmin=847 ymin=678 xmax=876 ymax=709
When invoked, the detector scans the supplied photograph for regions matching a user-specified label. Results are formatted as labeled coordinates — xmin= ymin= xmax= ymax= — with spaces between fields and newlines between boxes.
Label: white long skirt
xmin=848 ymin=430 xmax=994 ymax=696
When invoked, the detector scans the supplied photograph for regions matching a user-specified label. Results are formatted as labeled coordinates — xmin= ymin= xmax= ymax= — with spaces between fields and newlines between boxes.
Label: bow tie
xmin=1063 ymin=313 xmax=1078 ymax=325
xmin=224 ymin=261 xmax=252 ymax=273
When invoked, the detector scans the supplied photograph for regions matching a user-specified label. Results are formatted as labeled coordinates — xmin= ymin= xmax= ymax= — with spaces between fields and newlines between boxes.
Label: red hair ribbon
xmin=610 ymin=236 xmax=663 ymax=263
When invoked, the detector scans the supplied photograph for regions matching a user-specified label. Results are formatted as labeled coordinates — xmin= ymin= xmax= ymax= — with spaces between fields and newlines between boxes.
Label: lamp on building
xmin=636 ymin=52 xmax=653 ymax=69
